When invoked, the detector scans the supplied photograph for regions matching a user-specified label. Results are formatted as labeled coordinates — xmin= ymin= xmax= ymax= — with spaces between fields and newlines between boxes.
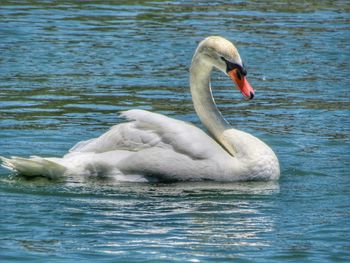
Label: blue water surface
xmin=0 ymin=1 xmax=349 ymax=262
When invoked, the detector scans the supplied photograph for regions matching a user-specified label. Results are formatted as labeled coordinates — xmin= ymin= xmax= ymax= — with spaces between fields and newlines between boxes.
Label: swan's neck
xmin=189 ymin=47 xmax=280 ymax=180
xmin=190 ymin=55 xmax=236 ymax=155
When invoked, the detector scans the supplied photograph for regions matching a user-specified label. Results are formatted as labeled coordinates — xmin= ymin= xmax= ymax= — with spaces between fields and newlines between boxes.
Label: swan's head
xmin=195 ymin=36 xmax=255 ymax=100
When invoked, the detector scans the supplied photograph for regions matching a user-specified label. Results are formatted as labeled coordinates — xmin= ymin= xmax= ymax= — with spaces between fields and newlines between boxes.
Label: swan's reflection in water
xmin=1 ymin=174 xmax=279 ymax=258
xmin=59 ymin=181 xmax=280 ymax=257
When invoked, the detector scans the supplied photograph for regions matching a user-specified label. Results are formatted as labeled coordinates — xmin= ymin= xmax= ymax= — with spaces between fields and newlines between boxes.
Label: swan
xmin=0 ymin=36 xmax=280 ymax=182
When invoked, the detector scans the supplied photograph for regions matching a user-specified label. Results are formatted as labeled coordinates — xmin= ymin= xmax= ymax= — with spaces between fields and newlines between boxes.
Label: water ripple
xmin=0 ymin=0 xmax=349 ymax=262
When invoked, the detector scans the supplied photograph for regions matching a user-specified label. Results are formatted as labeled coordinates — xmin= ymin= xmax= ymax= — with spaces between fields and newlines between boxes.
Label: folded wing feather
xmin=67 ymin=109 xmax=224 ymax=160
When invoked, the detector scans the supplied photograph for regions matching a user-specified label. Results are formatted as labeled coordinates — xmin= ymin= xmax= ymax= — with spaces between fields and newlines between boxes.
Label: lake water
xmin=0 ymin=1 xmax=349 ymax=262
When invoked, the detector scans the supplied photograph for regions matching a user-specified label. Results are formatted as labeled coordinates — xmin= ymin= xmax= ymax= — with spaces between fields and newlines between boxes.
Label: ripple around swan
xmin=0 ymin=0 xmax=350 ymax=262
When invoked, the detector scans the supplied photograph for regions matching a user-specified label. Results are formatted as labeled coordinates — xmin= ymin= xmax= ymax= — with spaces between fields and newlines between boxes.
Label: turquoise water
xmin=0 ymin=1 xmax=349 ymax=262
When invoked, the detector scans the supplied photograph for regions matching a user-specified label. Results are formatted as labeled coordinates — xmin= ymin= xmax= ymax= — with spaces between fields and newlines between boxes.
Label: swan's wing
xmin=122 ymin=109 xmax=227 ymax=159
xmin=68 ymin=122 xmax=161 ymax=154
xmin=68 ymin=109 xmax=224 ymax=160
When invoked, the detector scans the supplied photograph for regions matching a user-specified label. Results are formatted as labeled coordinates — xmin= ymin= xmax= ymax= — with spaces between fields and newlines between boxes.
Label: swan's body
xmin=1 ymin=36 xmax=280 ymax=182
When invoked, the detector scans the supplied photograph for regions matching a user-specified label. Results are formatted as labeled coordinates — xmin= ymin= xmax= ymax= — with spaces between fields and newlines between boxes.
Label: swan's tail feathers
xmin=0 ymin=156 xmax=66 ymax=179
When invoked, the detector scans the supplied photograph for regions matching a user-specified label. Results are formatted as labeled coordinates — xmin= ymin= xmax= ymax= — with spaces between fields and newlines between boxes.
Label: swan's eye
xmin=236 ymin=70 xmax=242 ymax=80
xmin=220 ymin=56 xmax=246 ymax=76
xmin=241 ymin=64 xmax=247 ymax=76
xmin=220 ymin=57 xmax=233 ymax=71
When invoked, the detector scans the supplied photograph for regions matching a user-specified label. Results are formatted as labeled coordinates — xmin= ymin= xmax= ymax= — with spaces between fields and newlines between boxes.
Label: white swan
xmin=0 ymin=36 xmax=280 ymax=182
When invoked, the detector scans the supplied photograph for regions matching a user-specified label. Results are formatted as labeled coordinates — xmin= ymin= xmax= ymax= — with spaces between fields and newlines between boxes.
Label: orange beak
xmin=228 ymin=69 xmax=255 ymax=100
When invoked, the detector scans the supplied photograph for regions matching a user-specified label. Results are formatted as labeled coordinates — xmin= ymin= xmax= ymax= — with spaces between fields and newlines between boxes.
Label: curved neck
xmin=190 ymin=55 xmax=236 ymax=155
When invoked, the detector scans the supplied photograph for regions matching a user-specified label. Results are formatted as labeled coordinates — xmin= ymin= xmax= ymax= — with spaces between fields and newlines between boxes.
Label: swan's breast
xmin=247 ymin=148 xmax=280 ymax=181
